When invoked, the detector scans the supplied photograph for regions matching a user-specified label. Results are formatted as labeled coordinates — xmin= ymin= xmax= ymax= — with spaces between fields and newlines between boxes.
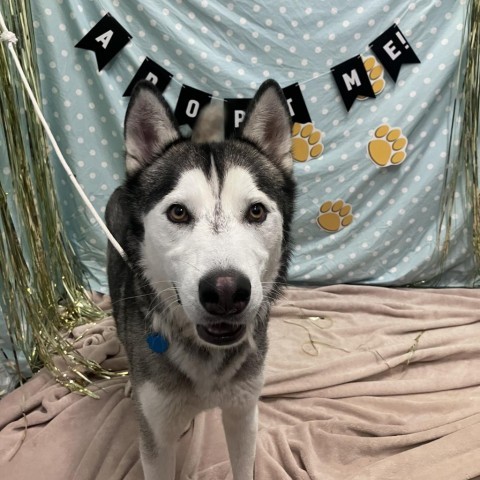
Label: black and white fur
xmin=106 ymin=79 xmax=296 ymax=479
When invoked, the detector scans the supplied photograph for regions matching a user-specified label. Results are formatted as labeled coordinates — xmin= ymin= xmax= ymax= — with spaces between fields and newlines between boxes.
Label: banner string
xmin=300 ymin=1 xmax=416 ymax=88
xmin=0 ymin=9 xmax=127 ymax=262
xmin=165 ymin=0 xmax=418 ymax=99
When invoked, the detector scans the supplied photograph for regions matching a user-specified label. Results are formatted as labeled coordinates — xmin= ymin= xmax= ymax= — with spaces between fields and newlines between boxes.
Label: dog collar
xmin=146 ymin=333 xmax=169 ymax=353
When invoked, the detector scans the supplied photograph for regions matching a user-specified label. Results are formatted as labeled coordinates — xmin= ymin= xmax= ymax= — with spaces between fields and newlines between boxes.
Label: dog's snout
xmin=199 ymin=270 xmax=251 ymax=316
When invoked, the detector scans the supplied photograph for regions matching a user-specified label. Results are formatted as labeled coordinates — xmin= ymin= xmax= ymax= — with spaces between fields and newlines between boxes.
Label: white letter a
xmin=95 ymin=30 xmax=113 ymax=49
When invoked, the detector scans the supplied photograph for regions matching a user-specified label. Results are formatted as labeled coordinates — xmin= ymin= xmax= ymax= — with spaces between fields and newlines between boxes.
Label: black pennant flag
xmin=75 ymin=13 xmax=131 ymax=71
xmin=123 ymin=57 xmax=173 ymax=96
xmin=174 ymin=85 xmax=212 ymax=128
xmin=369 ymin=24 xmax=421 ymax=82
xmin=224 ymin=98 xmax=251 ymax=137
xmin=282 ymin=83 xmax=311 ymax=124
xmin=331 ymin=55 xmax=376 ymax=111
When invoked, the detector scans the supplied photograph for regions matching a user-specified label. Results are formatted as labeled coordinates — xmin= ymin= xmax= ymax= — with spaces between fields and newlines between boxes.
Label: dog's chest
xmin=163 ymin=342 xmax=260 ymax=408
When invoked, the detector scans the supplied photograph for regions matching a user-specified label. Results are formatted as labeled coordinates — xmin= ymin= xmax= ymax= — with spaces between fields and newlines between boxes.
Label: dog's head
xmin=121 ymin=80 xmax=295 ymax=348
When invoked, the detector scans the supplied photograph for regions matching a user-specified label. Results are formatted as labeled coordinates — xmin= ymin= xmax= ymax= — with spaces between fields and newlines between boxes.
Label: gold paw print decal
xmin=291 ymin=122 xmax=324 ymax=162
xmin=367 ymin=124 xmax=408 ymax=167
xmin=317 ymin=200 xmax=353 ymax=232
xmin=358 ymin=56 xmax=385 ymax=100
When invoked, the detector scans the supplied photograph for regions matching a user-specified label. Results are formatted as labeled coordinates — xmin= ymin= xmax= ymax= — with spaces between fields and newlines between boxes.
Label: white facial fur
xmin=141 ymin=164 xmax=284 ymax=338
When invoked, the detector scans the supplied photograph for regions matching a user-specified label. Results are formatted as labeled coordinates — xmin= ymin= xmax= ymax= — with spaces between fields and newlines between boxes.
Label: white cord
xmin=0 ymin=30 xmax=17 ymax=44
xmin=0 ymin=10 xmax=127 ymax=262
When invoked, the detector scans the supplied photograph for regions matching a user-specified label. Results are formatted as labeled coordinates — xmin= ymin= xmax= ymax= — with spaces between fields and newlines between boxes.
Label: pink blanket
xmin=1 ymin=285 xmax=480 ymax=479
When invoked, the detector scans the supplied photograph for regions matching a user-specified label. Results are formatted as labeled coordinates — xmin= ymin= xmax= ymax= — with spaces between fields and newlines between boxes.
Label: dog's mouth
xmin=196 ymin=323 xmax=246 ymax=346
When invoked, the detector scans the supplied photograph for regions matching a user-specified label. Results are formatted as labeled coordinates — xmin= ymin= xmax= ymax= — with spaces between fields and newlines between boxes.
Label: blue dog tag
xmin=146 ymin=333 xmax=169 ymax=353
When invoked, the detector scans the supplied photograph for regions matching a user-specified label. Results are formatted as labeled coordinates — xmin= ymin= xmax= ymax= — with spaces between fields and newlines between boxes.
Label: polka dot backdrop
xmin=15 ymin=0 xmax=476 ymax=291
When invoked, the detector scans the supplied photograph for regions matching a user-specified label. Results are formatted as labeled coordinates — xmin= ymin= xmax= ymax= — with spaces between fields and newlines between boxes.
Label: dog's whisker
xmin=146 ymin=290 xmax=181 ymax=315
xmin=110 ymin=287 xmax=173 ymax=307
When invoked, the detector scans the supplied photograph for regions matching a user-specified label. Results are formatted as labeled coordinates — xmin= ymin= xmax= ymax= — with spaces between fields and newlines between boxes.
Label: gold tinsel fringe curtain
xmin=436 ymin=0 xmax=480 ymax=285
xmin=0 ymin=0 xmax=123 ymax=397
xmin=462 ymin=0 xmax=480 ymax=269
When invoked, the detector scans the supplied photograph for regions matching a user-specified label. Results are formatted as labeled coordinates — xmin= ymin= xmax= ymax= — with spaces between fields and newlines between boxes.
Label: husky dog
xmin=106 ymin=79 xmax=296 ymax=480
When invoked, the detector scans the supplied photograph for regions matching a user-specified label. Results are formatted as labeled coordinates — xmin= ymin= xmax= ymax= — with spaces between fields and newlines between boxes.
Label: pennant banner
xmin=224 ymin=98 xmax=251 ymax=137
xmin=369 ymin=24 xmax=421 ymax=82
xmin=74 ymin=14 xmax=421 ymax=117
xmin=174 ymin=85 xmax=212 ymax=128
xmin=282 ymin=83 xmax=312 ymax=124
xmin=75 ymin=13 xmax=131 ymax=71
xmin=331 ymin=55 xmax=376 ymax=112
xmin=123 ymin=57 xmax=172 ymax=96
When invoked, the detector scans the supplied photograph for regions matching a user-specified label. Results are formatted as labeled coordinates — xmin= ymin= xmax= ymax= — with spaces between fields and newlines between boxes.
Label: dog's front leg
xmin=140 ymin=434 xmax=176 ymax=480
xmin=137 ymin=382 xmax=195 ymax=480
xmin=222 ymin=402 xmax=258 ymax=480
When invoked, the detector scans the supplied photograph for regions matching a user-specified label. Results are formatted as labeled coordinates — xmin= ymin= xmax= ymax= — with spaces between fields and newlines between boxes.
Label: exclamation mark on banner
xmin=396 ymin=31 xmax=409 ymax=49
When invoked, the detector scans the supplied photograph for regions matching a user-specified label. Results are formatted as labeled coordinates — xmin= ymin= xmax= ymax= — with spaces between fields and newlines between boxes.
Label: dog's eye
xmin=167 ymin=204 xmax=190 ymax=223
xmin=246 ymin=203 xmax=267 ymax=223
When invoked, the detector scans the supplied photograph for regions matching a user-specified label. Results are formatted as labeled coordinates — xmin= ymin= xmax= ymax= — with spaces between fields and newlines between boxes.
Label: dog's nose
xmin=199 ymin=270 xmax=251 ymax=316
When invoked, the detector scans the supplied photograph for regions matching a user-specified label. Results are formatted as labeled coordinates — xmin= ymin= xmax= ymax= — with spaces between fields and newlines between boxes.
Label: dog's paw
xmin=358 ymin=55 xmax=386 ymax=99
xmin=317 ymin=200 xmax=353 ymax=232
xmin=291 ymin=122 xmax=324 ymax=162
xmin=367 ymin=124 xmax=408 ymax=167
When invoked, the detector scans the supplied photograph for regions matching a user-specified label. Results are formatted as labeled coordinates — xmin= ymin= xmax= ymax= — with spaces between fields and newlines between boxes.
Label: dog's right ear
xmin=124 ymin=80 xmax=181 ymax=175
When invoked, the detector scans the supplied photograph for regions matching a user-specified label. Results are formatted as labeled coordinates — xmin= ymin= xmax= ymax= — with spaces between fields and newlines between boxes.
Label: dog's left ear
xmin=124 ymin=80 xmax=181 ymax=175
xmin=239 ymin=80 xmax=293 ymax=172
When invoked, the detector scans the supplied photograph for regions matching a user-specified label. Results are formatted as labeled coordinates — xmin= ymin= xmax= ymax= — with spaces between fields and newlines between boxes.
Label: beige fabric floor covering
xmin=1 ymin=285 xmax=480 ymax=479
